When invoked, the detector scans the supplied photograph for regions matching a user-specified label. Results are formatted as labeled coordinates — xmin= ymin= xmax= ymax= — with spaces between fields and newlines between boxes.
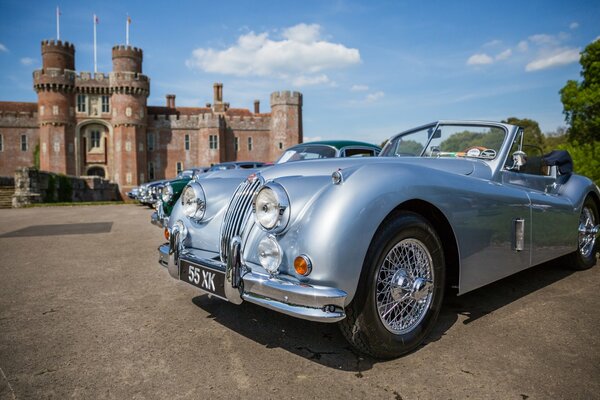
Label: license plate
xmin=180 ymin=259 xmax=227 ymax=300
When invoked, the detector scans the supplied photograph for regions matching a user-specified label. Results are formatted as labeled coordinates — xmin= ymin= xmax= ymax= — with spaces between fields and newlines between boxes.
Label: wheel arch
xmin=377 ymin=199 xmax=460 ymax=291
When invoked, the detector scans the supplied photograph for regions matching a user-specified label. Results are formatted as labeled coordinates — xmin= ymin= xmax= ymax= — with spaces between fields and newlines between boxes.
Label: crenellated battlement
xmin=226 ymin=114 xmax=271 ymax=130
xmin=41 ymin=40 xmax=75 ymax=51
xmin=270 ymin=90 xmax=303 ymax=106
xmin=0 ymin=110 xmax=39 ymax=127
xmin=33 ymin=68 xmax=76 ymax=93
xmin=148 ymin=112 xmax=225 ymax=129
xmin=112 ymin=45 xmax=143 ymax=57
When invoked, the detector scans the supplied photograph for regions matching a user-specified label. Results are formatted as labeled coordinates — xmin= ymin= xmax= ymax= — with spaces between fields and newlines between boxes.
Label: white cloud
xmin=495 ymin=49 xmax=512 ymax=60
xmin=186 ymin=23 xmax=360 ymax=87
xmin=0 ymin=43 xmax=8 ymax=52
xmin=467 ymin=53 xmax=493 ymax=65
xmin=303 ymin=136 xmax=323 ymax=142
xmin=351 ymin=84 xmax=369 ymax=92
xmin=569 ymin=22 xmax=579 ymax=30
xmin=483 ymin=39 xmax=502 ymax=47
xmin=529 ymin=34 xmax=558 ymax=46
xmin=20 ymin=57 xmax=35 ymax=66
xmin=525 ymin=47 xmax=580 ymax=72
xmin=365 ymin=91 xmax=384 ymax=103
xmin=517 ymin=40 xmax=529 ymax=52
xmin=291 ymin=74 xmax=329 ymax=86
xmin=528 ymin=32 xmax=569 ymax=47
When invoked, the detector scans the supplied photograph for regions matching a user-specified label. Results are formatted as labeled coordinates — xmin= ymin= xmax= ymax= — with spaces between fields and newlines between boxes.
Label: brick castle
xmin=0 ymin=39 xmax=303 ymax=197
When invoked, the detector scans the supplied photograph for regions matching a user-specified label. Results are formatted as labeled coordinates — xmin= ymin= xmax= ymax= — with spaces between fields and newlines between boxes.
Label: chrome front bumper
xmin=157 ymin=242 xmax=347 ymax=323
xmin=151 ymin=208 xmax=168 ymax=228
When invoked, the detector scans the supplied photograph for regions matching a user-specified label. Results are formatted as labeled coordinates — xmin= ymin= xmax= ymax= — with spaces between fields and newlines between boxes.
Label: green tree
xmin=560 ymin=40 xmax=600 ymax=146
xmin=502 ymin=117 xmax=545 ymax=149
xmin=543 ymin=126 xmax=569 ymax=153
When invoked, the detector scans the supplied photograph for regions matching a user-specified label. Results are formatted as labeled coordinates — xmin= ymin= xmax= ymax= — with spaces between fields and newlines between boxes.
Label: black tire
xmin=339 ymin=211 xmax=445 ymax=359
xmin=569 ymin=196 xmax=599 ymax=270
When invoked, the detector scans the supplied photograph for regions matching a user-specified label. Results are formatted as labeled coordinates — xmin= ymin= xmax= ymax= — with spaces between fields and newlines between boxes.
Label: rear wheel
xmin=569 ymin=197 xmax=599 ymax=270
xmin=339 ymin=212 xmax=445 ymax=359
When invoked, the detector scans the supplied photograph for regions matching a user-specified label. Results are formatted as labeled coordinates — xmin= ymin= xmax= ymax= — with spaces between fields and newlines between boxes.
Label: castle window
xmin=176 ymin=162 xmax=183 ymax=174
xmin=77 ymin=94 xmax=86 ymax=113
xmin=234 ymin=137 xmax=239 ymax=152
xmin=0 ymin=134 xmax=3 ymax=151
xmin=90 ymin=130 xmax=101 ymax=148
xmin=185 ymin=134 xmax=190 ymax=150
xmin=209 ymin=135 xmax=218 ymax=150
xmin=278 ymin=142 xmax=283 ymax=150
xmin=148 ymin=162 xmax=155 ymax=181
xmin=101 ymin=96 xmax=110 ymax=113
xmin=248 ymin=137 xmax=253 ymax=151
xmin=147 ymin=132 xmax=155 ymax=151
xmin=21 ymin=134 xmax=28 ymax=152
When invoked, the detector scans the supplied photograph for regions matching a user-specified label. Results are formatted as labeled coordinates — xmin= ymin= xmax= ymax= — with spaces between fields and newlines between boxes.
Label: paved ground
xmin=0 ymin=204 xmax=598 ymax=400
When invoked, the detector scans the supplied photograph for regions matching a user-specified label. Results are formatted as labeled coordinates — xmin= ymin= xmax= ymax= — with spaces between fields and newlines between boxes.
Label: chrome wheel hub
xmin=376 ymin=238 xmax=434 ymax=335
xmin=578 ymin=206 xmax=599 ymax=258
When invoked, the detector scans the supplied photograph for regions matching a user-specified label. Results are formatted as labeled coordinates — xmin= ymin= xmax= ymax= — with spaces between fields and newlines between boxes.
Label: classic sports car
xmin=151 ymin=142 xmax=380 ymax=228
xmin=157 ymin=121 xmax=599 ymax=358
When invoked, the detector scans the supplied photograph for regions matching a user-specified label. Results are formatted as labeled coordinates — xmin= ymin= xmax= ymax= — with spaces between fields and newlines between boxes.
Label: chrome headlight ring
xmin=181 ymin=182 xmax=206 ymax=221
xmin=162 ymin=183 xmax=174 ymax=203
xmin=252 ymin=181 xmax=290 ymax=234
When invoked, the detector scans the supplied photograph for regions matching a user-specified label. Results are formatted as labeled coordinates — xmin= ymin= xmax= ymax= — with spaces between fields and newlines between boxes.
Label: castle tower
xmin=109 ymin=45 xmax=149 ymax=195
xmin=34 ymin=40 xmax=77 ymax=174
xmin=269 ymin=91 xmax=303 ymax=161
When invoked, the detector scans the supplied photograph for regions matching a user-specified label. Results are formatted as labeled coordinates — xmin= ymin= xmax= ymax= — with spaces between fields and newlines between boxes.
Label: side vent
xmin=512 ymin=218 xmax=525 ymax=251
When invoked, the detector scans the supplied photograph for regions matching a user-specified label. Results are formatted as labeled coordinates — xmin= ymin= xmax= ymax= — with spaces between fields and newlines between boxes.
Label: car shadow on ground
xmin=191 ymin=257 xmax=579 ymax=373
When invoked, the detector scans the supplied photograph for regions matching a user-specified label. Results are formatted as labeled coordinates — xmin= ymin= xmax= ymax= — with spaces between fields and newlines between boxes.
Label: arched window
xmin=87 ymin=166 xmax=105 ymax=177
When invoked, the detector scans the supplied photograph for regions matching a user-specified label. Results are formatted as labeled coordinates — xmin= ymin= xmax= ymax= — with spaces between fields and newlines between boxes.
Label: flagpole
xmin=93 ymin=14 xmax=97 ymax=73
xmin=126 ymin=14 xmax=129 ymax=45
xmin=56 ymin=6 xmax=60 ymax=40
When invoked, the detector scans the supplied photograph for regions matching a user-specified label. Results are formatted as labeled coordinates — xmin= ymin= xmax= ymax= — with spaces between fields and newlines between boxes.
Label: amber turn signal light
xmin=294 ymin=255 xmax=312 ymax=276
xmin=164 ymin=228 xmax=170 ymax=241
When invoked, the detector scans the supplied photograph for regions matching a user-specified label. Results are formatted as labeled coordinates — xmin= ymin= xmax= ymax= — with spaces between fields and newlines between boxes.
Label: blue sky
xmin=0 ymin=0 xmax=598 ymax=144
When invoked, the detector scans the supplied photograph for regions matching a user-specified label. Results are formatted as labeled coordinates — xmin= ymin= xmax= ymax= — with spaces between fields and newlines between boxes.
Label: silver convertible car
xmin=158 ymin=120 xmax=599 ymax=358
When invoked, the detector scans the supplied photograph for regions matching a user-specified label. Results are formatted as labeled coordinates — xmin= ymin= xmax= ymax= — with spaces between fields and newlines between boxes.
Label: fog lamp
xmin=164 ymin=228 xmax=170 ymax=241
xmin=294 ymin=255 xmax=312 ymax=276
xmin=258 ymin=235 xmax=282 ymax=274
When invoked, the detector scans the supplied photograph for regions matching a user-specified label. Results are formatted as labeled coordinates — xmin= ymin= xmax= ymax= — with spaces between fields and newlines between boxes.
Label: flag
xmin=94 ymin=14 xmax=99 ymax=24
xmin=127 ymin=15 xmax=131 ymax=25
xmin=56 ymin=6 xmax=61 ymax=16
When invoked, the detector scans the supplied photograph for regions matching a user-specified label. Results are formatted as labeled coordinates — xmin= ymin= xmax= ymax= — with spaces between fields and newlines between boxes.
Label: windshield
xmin=381 ymin=124 xmax=506 ymax=160
xmin=276 ymin=144 xmax=337 ymax=164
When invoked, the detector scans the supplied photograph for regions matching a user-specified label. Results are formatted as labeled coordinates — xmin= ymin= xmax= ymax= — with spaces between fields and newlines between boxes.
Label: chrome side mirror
xmin=508 ymin=150 xmax=527 ymax=171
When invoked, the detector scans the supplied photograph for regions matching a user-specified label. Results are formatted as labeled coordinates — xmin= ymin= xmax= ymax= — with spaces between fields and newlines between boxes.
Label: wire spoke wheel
xmin=376 ymin=238 xmax=434 ymax=334
xmin=578 ymin=205 xmax=598 ymax=258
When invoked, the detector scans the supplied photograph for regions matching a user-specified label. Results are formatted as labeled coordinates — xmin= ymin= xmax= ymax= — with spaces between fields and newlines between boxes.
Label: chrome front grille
xmin=220 ymin=177 xmax=261 ymax=262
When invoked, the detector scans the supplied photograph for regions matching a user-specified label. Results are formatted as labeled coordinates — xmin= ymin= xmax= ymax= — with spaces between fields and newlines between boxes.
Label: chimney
xmin=254 ymin=100 xmax=260 ymax=114
xmin=166 ymin=94 xmax=176 ymax=108
xmin=213 ymin=83 xmax=223 ymax=103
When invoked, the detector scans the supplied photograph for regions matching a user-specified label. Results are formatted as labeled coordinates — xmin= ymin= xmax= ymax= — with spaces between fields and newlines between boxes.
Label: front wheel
xmin=569 ymin=197 xmax=599 ymax=270
xmin=339 ymin=212 xmax=445 ymax=359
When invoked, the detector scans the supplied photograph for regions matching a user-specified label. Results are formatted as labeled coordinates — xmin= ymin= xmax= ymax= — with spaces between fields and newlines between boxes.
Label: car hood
xmin=258 ymin=157 xmax=491 ymax=182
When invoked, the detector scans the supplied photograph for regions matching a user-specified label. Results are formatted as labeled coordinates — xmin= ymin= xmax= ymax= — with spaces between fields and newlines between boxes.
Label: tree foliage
xmin=560 ymin=40 xmax=600 ymax=145
xmin=502 ymin=117 xmax=545 ymax=149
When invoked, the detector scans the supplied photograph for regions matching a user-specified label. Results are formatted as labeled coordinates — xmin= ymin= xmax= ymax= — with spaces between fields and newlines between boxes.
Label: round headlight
xmin=162 ymin=183 xmax=173 ymax=203
xmin=253 ymin=182 xmax=290 ymax=233
xmin=258 ymin=235 xmax=282 ymax=274
xmin=181 ymin=182 xmax=206 ymax=221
